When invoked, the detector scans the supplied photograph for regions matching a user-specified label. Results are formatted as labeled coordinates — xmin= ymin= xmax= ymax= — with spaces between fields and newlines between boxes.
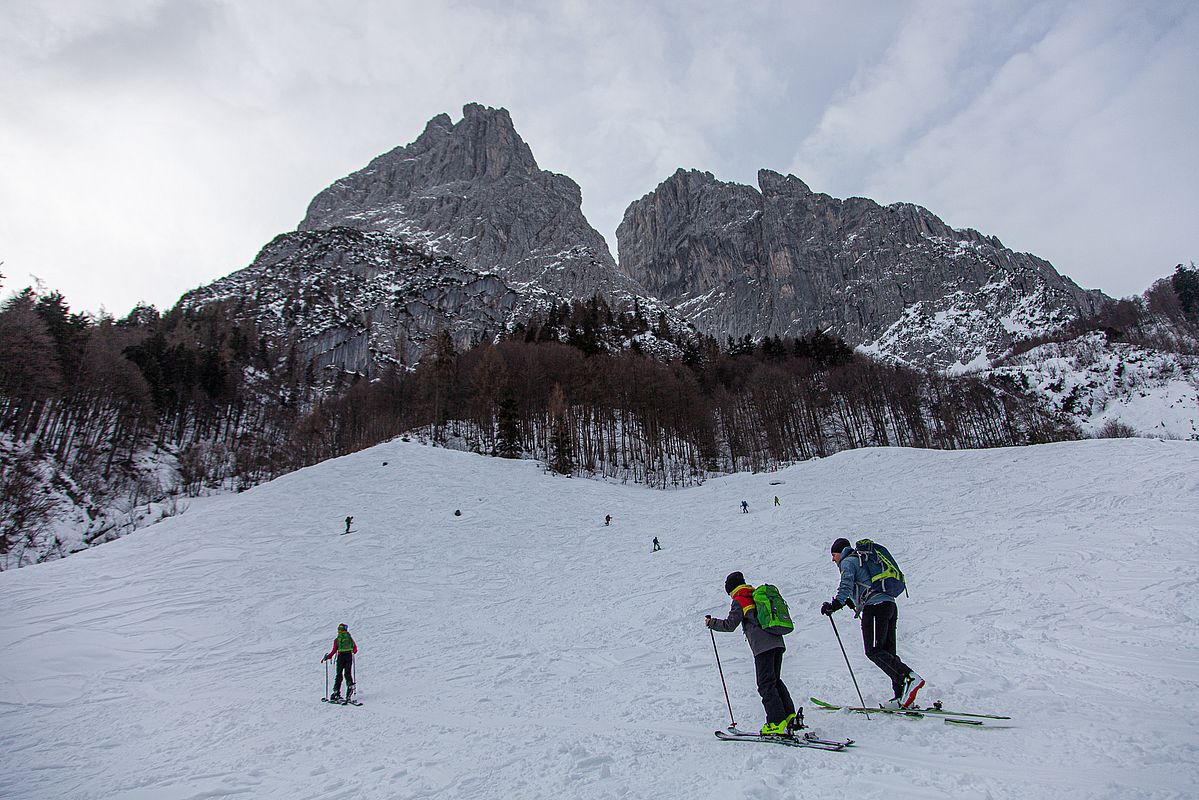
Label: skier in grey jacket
xmin=821 ymin=537 xmax=924 ymax=708
xmin=706 ymin=571 xmax=797 ymax=735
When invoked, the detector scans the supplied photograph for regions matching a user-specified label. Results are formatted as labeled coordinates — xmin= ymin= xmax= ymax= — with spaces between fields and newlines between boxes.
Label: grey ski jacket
xmin=708 ymin=588 xmax=786 ymax=657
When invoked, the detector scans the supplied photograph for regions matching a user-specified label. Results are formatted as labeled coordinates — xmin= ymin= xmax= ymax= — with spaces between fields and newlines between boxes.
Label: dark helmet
xmin=831 ymin=537 xmax=851 ymax=555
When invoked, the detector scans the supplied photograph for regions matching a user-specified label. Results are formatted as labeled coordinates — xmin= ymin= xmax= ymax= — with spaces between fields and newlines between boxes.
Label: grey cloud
xmin=0 ymin=0 xmax=1193 ymax=315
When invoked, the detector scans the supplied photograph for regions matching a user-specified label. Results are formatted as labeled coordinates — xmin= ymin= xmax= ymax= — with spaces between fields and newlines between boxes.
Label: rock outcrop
xmin=617 ymin=168 xmax=1107 ymax=367
xmin=182 ymin=105 xmax=684 ymax=374
xmin=300 ymin=103 xmax=648 ymax=303
xmin=182 ymin=106 xmax=1108 ymax=374
xmin=179 ymin=228 xmax=519 ymax=373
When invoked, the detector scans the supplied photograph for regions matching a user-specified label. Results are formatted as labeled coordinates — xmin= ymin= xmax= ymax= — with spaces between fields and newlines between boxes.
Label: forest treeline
xmin=8 ymin=263 xmax=1196 ymax=566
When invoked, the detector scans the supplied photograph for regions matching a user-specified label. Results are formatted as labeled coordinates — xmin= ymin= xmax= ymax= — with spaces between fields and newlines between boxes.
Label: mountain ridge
xmin=618 ymin=167 xmax=1106 ymax=368
xmin=183 ymin=103 xmax=1109 ymax=371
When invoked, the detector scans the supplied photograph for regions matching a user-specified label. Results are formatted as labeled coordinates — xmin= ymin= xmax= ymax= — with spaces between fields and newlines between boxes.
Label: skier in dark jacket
xmin=821 ymin=538 xmax=923 ymax=708
xmin=322 ymin=623 xmax=357 ymax=702
xmin=706 ymin=571 xmax=797 ymax=735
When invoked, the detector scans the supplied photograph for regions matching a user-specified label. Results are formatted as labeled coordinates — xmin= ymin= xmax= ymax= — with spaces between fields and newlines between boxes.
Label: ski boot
xmin=760 ymin=720 xmax=788 ymax=736
xmin=900 ymin=672 xmax=925 ymax=708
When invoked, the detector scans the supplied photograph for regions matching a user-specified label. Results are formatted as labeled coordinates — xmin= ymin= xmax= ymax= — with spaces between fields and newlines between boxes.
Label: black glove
xmin=845 ymin=598 xmax=855 ymax=611
xmin=820 ymin=599 xmax=844 ymax=616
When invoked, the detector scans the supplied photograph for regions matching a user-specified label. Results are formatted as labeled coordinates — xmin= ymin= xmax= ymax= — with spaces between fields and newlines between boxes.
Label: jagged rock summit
xmin=617 ymin=168 xmax=1107 ymax=367
xmin=182 ymin=105 xmax=1108 ymax=374
xmin=181 ymin=105 xmax=679 ymax=374
xmin=300 ymin=103 xmax=646 ymax=302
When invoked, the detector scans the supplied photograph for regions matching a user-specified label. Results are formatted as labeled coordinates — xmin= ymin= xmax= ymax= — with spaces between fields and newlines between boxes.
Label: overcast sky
xmin=2 ymin=0 xmax=1196 ymax=317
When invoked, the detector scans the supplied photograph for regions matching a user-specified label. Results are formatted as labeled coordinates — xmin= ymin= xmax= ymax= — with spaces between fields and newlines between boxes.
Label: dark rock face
xmin=179 ymin=228 xmax=519 ymax=373
xmin=300 ymin=103 xmax=646 ymax=302
xmin=182 ymin=105 xmax=682 ymax=374
xmin=183 ymin=105 xmax=1106 ymax=374
xmin=617 ymin=168 xmax=1107 ymax=367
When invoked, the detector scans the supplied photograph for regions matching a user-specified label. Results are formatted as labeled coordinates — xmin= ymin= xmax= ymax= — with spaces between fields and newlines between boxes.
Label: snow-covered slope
xmin=1 ymin=440 xmax=1196 ymax=799
xmin=987 ymin=331 xmax=1199 ymax=439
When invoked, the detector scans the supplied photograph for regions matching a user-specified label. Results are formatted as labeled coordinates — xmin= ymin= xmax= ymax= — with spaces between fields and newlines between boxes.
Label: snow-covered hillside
xmin=1 ymin=439 xmax=1196 ymax=799
xmin=987 ymin=331 xmax=1199 ymax=439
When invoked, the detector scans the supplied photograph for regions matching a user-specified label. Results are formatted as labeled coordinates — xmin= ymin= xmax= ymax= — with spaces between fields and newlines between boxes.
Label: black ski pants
xmin=333 ymin=652 xmax=355 ymax=694
xmin=860 ymin=601 xmax=912 ymax=697
xmin=753 ymin=647 xmax=795 ymax=725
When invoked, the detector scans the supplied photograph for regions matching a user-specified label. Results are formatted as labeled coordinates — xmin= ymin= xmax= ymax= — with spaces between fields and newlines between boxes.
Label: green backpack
xmin=752 ymin=584 xmax=794 ymax=635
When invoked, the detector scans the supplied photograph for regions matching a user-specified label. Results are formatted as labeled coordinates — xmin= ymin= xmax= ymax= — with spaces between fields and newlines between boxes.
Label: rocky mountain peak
xmin=756 ymin=168 xmax=811 ymax=197
xmin=618 ymin=167 xmax=1106 ymax=367
xmin=183 ymin=104 xmax=682 ymax=374
xmin=296 ymin=104 xmax=643 ymax=299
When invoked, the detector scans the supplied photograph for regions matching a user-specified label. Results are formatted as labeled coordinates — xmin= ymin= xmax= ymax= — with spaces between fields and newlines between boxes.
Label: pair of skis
xmin=715 ymin=699 xmax=1010 ymax=750
xmin=714 ymin=726 xmax=854 ymax=751
xmin=321 ymin=694 xmax=363 ymax=706
xmin=809 ymin=697 xmax=1010 ymax=726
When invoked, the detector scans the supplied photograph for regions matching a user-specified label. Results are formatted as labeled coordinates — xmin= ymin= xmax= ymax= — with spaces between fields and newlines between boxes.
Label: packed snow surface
xmin=1 ymin=439 xmax=1196 ymax=799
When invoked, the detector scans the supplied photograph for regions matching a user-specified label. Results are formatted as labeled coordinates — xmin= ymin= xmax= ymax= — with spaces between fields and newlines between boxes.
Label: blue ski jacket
xmin=834 ymin=547 xmax=895 ymax=610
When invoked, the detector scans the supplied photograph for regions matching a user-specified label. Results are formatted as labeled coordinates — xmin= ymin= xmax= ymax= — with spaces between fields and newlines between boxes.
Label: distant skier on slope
xmin=344 ymin=516 xmax=353 ymax=534
xmin=605 ymin=514 xmax=612 ymax=526
xmin=706 ymin=572 xmax=797 ymax=735
xmin=322 ymin=623 xmax=358 ymax=702
xmin=652 ymin=537 xmax=661 ymax=552
xmin=774 ymin=496 xmax=781 ymax=507
xmin=821 ymin=537 xmax=923 ymax=708
xmin=740 ymin=500 xmax=749 ymax=513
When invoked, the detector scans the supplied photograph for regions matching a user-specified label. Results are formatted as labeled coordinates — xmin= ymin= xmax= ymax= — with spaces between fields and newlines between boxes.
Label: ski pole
xmin=709 ymin=627 xmax=736 ymax=728
xmin=324 ymin=657 xmax=329 ymax=700
xmin=828 ymin=615 xmax=870 ymax=719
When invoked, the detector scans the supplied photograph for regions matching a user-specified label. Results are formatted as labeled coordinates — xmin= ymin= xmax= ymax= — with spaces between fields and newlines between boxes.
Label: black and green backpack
xmin=752 ymin=584 xmax=795 ymax=635
xmin=853 ymin=539 xmax=907 ymax=599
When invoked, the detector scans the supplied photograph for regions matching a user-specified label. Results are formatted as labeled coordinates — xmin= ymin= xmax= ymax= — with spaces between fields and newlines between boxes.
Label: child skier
xmin=706 ymin=572 xmax=797 ymax=735
xmin=322 ymin=623 xmax=358 ymax=702
xmin=821 ymin=537 xmax=923 ymax=708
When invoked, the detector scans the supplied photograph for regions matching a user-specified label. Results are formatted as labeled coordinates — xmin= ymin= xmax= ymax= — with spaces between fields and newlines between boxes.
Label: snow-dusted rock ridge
xmin=300 ymin=103 xmax=654 ymax=306
xmin=183 ymin=104 xmax=1115 ymax=372
xmin=1 ymin=439 xmax=1195 ymax=798
xmin=179 ymin=227 xmax=520 ymax=371
xmin=617 ymin=168 xmax=1107 ymax=368
xmin=182 ymin=104 xmax=686 ymax=371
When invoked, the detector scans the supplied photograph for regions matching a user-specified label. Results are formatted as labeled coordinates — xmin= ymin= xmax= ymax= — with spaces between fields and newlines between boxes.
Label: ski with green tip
xmin=810 ymin=697 xmax=1009 ymax=720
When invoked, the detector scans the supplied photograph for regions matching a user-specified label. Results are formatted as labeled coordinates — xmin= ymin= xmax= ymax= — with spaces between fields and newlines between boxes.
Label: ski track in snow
xmin=1 ymin=439 xmax=1197 ymax=799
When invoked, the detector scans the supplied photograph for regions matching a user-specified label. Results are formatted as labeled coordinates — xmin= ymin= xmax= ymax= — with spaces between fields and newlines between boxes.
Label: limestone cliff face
xmin=300 ymin=103 xmax=647 ymax=302
xmin=182 ymin=106 xmax=681 ymax=374
xmin=182 ymin=106 xmax=1106 ymax=374
xmin=617 ymin=168 xmax=1106 ymax=366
